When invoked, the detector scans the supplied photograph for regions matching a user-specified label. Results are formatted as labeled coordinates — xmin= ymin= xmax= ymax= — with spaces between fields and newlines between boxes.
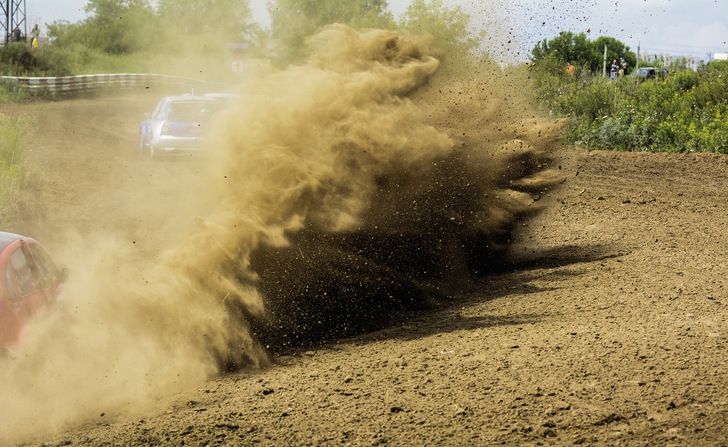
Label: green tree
xmin=531 ymin=31 xmax=592 ymax=70
xmin=398 ymin=0 xmax=478 ymax=71
xmin=531 ymin=32 xmax=635 ymax=75
xmin=268 ymin=0 xmax=393 ymax=65
xmin=46 ymin=0 xmax=156 ymax=54
xmin=156 ymin=0 xmax=258 ymax=46
xmin=592 ymin=36 xmax=636 ymax=74
xmin=82 ymin=0 xmax=156 ymax=54
xmin=45 ymin=20 xmax=77 ymax=47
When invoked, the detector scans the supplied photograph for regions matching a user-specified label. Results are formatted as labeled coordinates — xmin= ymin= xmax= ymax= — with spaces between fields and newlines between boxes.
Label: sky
xmin=25 ymin=0 xmax=728 ymax=61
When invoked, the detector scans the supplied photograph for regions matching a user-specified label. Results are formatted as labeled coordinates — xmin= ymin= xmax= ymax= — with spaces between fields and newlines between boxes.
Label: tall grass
xmin=0 ymin=78 xmax=31 ymax=102
xmin=0 ymin=113 xmax=37 ymax=223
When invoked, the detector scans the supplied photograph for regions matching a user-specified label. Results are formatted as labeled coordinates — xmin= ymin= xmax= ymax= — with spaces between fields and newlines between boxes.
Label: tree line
xmin=36 ymin=0 xmax=476 ymax=71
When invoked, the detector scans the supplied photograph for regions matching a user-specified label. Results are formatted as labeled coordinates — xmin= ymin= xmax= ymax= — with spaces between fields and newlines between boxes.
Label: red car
xmin=0 ymin=232 xmax=63 ymax=350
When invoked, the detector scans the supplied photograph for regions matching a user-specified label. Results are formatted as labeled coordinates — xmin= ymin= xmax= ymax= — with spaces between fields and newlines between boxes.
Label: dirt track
xmin=8 ymin=94 xmax=728 ymax=446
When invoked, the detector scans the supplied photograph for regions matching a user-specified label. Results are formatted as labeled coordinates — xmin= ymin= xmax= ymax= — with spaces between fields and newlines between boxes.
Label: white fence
xmin=0 ymin=73 xmax=228 ymax=93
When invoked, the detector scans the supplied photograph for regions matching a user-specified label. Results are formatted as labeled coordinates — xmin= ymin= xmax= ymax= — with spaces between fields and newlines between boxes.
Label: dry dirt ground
xmin=6 ymin=94 xmax=728 ymax=446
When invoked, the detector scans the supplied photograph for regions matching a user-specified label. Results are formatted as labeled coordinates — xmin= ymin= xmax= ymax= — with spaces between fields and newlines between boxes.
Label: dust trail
xmin=204 ymin=25 xmax=564 ymax=349
xmin=0 ymin=24 xmax=562 ymax=442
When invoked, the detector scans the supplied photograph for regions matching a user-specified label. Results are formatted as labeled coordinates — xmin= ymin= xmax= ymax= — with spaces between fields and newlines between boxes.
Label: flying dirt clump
xmin=200 ymin=24 xmax=565 ymax=352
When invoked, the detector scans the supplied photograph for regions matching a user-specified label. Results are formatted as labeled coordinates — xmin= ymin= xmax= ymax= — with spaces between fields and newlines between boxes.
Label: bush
xmin=533 ymin=60 xmax=728 ymax=153
xmin=0 ymin=78 xmax=30 ymax=102
xmin=0 ymin=42 xmax=72 ymax=76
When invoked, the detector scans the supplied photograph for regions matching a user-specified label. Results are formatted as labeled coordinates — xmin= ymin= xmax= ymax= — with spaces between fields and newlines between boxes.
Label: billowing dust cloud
xmin=0 ymin=24 xmax=562 ymax=441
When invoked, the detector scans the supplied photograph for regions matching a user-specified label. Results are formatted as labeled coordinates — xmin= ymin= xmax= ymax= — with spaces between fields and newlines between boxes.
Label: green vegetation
xmin=269 ymin=0 xmax=394 ymax=64
xmin=0 ymin=41 xmax=73 ymax=78
xmin=398 ymin=0 xmax=481 ymax=73
xmin=531 ymin=31 xmax=636 ymax=75
xmin=268 ymin=0 xmax=477 ymax=70
xmin=0 ymin=113 xmax=37 ymax=221
xmin=530 ymin=32 xmax=728 ymax=154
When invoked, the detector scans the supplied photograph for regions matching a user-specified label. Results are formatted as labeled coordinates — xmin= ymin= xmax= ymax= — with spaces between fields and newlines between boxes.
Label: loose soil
xmin=7 ymin=94 xmax=728 ymax=446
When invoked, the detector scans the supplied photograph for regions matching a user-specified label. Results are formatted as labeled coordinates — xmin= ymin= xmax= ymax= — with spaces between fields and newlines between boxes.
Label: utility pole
xmin=636 ymin=42 xmax=640 ymax=71
xmin=603 ymin=43 xmax=607 ymax=77
xmin=1 ymin=0 xmax=26 ymax=44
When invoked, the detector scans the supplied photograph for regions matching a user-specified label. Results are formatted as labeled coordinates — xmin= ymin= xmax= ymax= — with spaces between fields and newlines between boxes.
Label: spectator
xmin=567 ymin=62 xmax=575 ymax=76
xmin=30 ymin=24 xmax=40 ymax=48
xmin=610 ymin=60 xmax=619 ymax=80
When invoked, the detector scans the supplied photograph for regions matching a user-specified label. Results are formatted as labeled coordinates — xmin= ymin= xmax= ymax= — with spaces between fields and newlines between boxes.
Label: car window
xmin=5 ymin=262 xmax=17 ymax=302
xmin=9 ymin=247 xmax=41 ymax=299
xmin=168 ymin=102 xmax=218 ymax=122
xmin=28 ymin=243 xmax=61 ymax=287
xmin=152 ymin=99 xmax=168 ymax=120
xmin=150 ymin=100 xmax=161 ymax=119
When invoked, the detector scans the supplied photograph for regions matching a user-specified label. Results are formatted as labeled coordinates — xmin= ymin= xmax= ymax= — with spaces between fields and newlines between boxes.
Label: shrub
xmin=0 ymin=113 xmax=37 ymax=221
xmin=0 ymin=78 xmax=30 ymax=102
xmin=534 ymin=60 xmax=728 ymax=153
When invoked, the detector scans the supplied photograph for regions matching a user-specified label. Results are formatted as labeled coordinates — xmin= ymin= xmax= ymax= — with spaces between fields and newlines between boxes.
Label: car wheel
xmin=139 ymin=133 xmax=148 ymax=157
xmin=150 ymin=145 xmax=161 ymax=161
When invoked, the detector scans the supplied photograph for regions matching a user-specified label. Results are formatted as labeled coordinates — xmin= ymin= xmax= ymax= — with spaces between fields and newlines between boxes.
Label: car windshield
xmin=168 ymin=102 xmax=219 ymax=122
xmin=28 ymin=243 xmax=61 ymax=286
